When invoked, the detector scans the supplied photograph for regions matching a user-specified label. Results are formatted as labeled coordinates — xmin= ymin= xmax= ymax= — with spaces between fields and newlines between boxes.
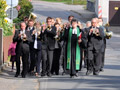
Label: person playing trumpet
xmin=86 ymin=18 xmax=104 ymax=76
xmin=51 ymin=23 xmax=61 ymax=75
xmin=13 ymin=22 xmax=32 ymax=78
xmin=31 ymin=22 xmax=42 ymax=76
xmin=41 ymin=17 xmax=56 ymax=77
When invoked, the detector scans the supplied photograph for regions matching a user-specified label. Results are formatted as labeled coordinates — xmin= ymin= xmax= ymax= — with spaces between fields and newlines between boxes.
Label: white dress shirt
xmin=34 ymin=33 xmax=38 ymax=49
xmin=72 ymin=28 xmax=77 ymax=34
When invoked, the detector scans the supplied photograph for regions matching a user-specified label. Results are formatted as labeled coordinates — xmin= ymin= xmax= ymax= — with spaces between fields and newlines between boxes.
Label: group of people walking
xmin=10 ymin=15 xmax=110 ymax=78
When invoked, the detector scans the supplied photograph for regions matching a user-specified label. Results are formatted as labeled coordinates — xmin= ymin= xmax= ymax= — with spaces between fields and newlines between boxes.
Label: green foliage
xmin=13 ymin=18 xmax=21 ymax=29
xmin=0 ymin=0 xmax=13 ymax=36
xmin=41 ymin=0 xmax=87 ymax=5
xmin=18 ymin=0 xmax=33 ymax=21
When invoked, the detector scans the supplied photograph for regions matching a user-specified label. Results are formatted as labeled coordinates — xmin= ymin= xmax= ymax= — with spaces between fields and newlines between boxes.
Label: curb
xmin=0 ymin=62 xmax=10 ymax=73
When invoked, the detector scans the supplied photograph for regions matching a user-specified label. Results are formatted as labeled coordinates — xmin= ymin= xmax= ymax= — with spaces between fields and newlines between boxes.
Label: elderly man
xmin=13 ymin=22 xmax=32 ymax=78
xmin=86 ymin=18 xmax=104 ymax=75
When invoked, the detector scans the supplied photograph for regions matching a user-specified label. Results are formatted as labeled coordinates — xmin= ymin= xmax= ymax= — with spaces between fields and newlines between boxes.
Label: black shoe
xmin=86 ymin=70 xmax=92 ymax=75
xmin=84 ymin=65 xmax=87 ymax=68
xmin=22 ymin=75 xmax=26 ymax=78
xmin=93 ymin=71 xmax=99 ymax=75
xmin=75 ymin=73 xmax=79 ymax=77
xmin=62 ymin=72 xmax=66 ymax=76
xmin=55 ymin=72 xmax=59 ymax=75
xmin=100 ymin=68 xmax=104 ymax=72
xmin=15 ymin=73 xmax=19 ymax=77
xmin=41 ymin=73 xmax=46 ymax=77
xmin=70 ymin=75 xmax=74 ymax=78
xmin=47 ymin=73 xmax=52 ymax=77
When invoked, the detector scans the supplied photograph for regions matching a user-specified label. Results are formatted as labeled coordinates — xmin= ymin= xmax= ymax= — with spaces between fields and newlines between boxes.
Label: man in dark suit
xmin=41 ymin=17 xmax=56 ymax=77
xmin=13 ymin=22 xmax=32 ymax=78
xmin=86 ymin=18 xmax=104 ymax=75
xmin=26 ymin=20 xmax=35 ymax=73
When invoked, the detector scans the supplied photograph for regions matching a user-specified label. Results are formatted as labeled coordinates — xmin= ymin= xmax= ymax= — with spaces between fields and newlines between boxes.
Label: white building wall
xmin=95 ymin=0 xmax=109 ymax=25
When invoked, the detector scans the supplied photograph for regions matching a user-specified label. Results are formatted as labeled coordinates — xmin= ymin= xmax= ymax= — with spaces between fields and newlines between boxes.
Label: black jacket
xmin=87 ymin=26 xmax=104 ymax=50
xmin=41 ymin=26 xmax=56 ymax=50
xmin=13 ymin=30 xmax=32 ymax=54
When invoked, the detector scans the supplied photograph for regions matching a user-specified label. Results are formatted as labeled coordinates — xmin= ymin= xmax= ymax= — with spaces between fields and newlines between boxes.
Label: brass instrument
xmin=29 ymin=13 xmax=37 ymax=21
xmin=104 ymin=29 xmax=113 ymax=39
xmin=47 ymin=26 xmax=52 ymax=31
xmin=54 ymin=28 xmax=61 ymax=41
xmin=34 ymin=26 xmax=41 ymax=39
xmin=92 ymin=27 xmax=100 ymax=36
xmin=21 ymin=31 xmax=27 ymax=41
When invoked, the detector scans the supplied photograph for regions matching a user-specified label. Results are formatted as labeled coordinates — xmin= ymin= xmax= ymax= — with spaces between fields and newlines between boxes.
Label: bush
xmin=18 ymin=0 xmax=33 ymax=21
xmin=0 ymin=0 xmax=13 ymax=36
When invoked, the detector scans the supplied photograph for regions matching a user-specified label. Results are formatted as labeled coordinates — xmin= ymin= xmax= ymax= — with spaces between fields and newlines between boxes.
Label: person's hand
xmin=90 ymin=28 xmax=93 ymax=33
xmin=32 ymin=30 xmax=36 ymax=35
xmin=23 ymin=34 xmax=27 ymax=38
xmin=18 ymin=34 xmax=21 ymax=38
xmin=37 ymin=31 xmax=41 ymax=35
xmin=96 ymin=29 xmax=99 ymax=33
xmin=78 ymin=39 xmax=82 ymax=43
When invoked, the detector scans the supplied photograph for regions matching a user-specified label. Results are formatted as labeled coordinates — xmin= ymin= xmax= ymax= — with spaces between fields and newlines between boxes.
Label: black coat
xmin=13 ymin=30 xmax=32 ymax=54
xmin=87 ymin=26 xmax=104 ymax=50
xmin=41 ymin=26 xmax=56 ymax=50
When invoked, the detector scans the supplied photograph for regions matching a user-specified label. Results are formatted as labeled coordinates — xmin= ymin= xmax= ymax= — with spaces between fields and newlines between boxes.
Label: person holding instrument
xmin=13 ymin=22 xmax=32 ymax=78
xmin=86 ymin=18 xmax=104 ymax=75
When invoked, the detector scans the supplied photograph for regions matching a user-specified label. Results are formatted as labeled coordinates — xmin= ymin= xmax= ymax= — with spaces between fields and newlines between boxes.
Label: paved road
xmin=0 ymin=1 xmax=120 ymax=90
xmin=32 ymin=1 xmax=85 ymax=23
xmin=38 ymin=36 xmax=120 ymax=90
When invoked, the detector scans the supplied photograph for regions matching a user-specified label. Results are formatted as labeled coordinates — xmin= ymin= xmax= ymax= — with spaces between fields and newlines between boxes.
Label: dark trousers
xmin=51 ymin=48 xmax=61 ymax=74
xmin=16 ymin=46 xmax=29 ymax=76
xmin=84 ymin=49 xmax=88 ymax=67
xmin=41 ymin=49 xmax=54 ymax=75
xmin=100 ymin=48 xmax=105 ymax=69
xmin=34 ymin=49 xmax=41 ymax=74
xmin=62 ymin=42 xmax=67 ymax=73
xmin=87 ymin=48 xmax=101 ymax=72
xmin=29 ymin=48 xmax=36 ymax=72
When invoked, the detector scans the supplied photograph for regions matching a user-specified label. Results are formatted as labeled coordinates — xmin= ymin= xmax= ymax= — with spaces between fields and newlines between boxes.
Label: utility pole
xmin=11 ymin=0 xmax=13 ymax=23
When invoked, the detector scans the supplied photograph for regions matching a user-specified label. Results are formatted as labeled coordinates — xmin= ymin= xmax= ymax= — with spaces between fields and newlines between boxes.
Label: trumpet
xmin=104 ymin=29 xmax=113 ymax=39
xmin=92 ymin=27 xmax=100 ymax=36
xmin=54 ymin=35 xmax=60 ymax=41
xmin=33 ymin=27 xmax=41 ymax=39
xmin=21 ymin=31 xmax=27 ymax=41
xmin=47 ymin=26 xmax=52 ymax=31
xmin=29 ymin=13 xmax=37 ymax=21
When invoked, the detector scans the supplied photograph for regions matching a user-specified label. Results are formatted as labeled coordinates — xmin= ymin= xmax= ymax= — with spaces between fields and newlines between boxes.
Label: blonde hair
xmin=56 ymin=18 xmax=62 ymax=24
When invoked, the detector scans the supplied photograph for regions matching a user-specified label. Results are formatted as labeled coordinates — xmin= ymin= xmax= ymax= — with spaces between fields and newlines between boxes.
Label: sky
xmin=6 ymin=0 xmax=18 ymax=7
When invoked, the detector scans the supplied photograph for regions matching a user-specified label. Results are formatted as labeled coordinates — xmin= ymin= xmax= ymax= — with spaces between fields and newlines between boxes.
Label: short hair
xmin=98 ymin=17 xmax=103 ymax=21
xmin=54 ymin=22 xmax=60 ymax=26
xmin=86 ymin=21 xmax=91 ymax=24
xmin=28 ymin=19 xmax=34 ymax=23
xmin=68 ymin=15 xmax=74 ymax=20
xmin=71 ymin=19 xmax=78 ymax=24
xmin=46 ymin=17 xmax=52 ymax=22
xmin=24 ymin=16 xmax=28 ymax=19
xmin=20 ymin=22 xmax=26 ymax=27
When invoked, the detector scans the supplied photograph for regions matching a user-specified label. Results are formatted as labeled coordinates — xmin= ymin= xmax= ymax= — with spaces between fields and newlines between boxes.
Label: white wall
xmin=95 ymin=0 xmax=109 ymax=25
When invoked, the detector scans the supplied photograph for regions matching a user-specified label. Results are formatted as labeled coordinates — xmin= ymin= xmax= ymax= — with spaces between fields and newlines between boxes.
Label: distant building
xmin=87 ymin=0 xmax=120 ymax=26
